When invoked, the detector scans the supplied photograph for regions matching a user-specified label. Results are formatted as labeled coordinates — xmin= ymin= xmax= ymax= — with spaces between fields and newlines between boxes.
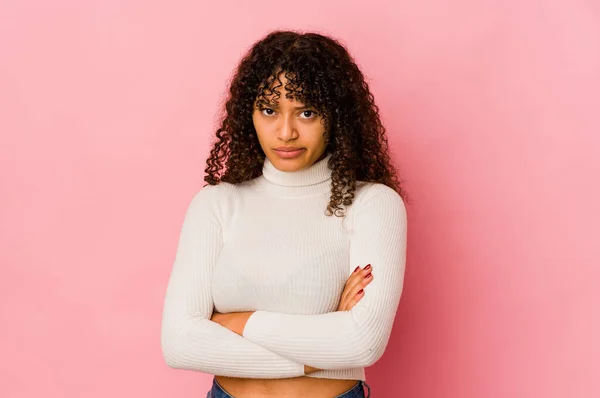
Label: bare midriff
xmin=215 ymin=375 xmax=359 ymax=398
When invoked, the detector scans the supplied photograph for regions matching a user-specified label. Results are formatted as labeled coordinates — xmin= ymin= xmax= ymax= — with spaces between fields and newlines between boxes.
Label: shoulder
xmin=190 ymin=181 xmax=247 ymax=203
xmin=184 ymin=182 xmax=236 ymax=214
xmin=353 ymin=182 xmax=406 ymax=213
xmin=188 ymin=183 xmax=222 ymax=206
xmin=186 ymin=181 xmax=248 ymax=223
xmin=344 ymin=182 xmax=407 ymax=231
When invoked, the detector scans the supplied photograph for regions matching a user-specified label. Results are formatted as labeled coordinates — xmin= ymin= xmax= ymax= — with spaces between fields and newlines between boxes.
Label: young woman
xmin=161 ymin=30 xmax=408 ymax=398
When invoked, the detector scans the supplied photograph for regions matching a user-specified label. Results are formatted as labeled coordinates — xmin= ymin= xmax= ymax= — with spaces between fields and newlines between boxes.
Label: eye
xmin=260 ymin=107 xmax=275 ymax=116
xmin=300 ymin=110 xmax=317 ymax=119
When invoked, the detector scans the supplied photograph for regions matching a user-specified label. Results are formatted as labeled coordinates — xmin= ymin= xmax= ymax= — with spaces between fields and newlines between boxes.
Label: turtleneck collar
xmin=253 ymin=153 xmax=333 ymax=197
xmin=262 ymin=153 xmax=333 ymax=187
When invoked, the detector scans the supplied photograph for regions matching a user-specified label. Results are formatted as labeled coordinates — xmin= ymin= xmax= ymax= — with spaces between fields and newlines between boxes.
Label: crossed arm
xmin=209 ymin=259 xmax=374 ymax=375
xmin=207 ymin=310 xmax=324 ymax=374
xmin=160 ymin=184 xmax=407 ymax=377
xmin=160 ymin=186 xmax=305 ymax=378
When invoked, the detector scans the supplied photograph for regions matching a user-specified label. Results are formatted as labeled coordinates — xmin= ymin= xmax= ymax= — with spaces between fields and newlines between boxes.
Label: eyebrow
xmin=256 ymin=99 xmax=313 ymax=110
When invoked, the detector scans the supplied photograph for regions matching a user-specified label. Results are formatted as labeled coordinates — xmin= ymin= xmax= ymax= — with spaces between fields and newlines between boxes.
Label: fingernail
xmin=365 ymin=273 xmax=372 ymax=279
xmin=354 ymin=266 xmax=360 ymax=273
xmin=365 ymin=264 xmax=372 ymax=271
xmin=358 ymin=289 xmax=364 ymax=294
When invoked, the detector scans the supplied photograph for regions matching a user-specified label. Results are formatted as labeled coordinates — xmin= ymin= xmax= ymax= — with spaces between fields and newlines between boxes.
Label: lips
xmin=274 ymin=147 xmax=304 ymax=152
xmin=273 ymin=147 xmax=306 ymax=159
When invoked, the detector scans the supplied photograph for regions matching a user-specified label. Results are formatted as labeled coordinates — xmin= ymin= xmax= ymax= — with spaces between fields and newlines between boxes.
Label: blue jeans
xmin=206 ymin=378 xmax=371 ymax=398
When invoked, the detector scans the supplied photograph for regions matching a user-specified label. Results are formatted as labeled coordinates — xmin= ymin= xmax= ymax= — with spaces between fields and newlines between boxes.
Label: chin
xmin=274 ymin=160 xmax=307 ymax=172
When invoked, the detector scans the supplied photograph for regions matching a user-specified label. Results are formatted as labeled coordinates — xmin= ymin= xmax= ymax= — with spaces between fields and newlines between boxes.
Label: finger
xmin=347 ymin=272 xmax=373 ymax=303
xmin=342 ymin=267 xmax=374 ymax=307
xmin=339 ymin=292 xmax=357 ymax=312
xmin=346 ymin=264 xmax=370 ymax=291
xmin=341 ymin=266 xmax=363 ymax=303
xmin=339 ymin=265 xmax=373 ymax=311
xmin=340 ymin=277 xmax=372 ymax=311
xmin=338 ymin=295 xmax=352 ymax=312
xmin=345 ymin=288 xmax=365 ymax=311
xmin=337 ymin=298 xmax=348 ymax=312
xmin=343 ymin=265 xmax=372 ymax=302
xmin=338 ymin=279 xmax=360 ymax=311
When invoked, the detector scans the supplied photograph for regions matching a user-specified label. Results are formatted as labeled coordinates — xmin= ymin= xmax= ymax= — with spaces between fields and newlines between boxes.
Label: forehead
xmin=256 ymin=93 xmax=304 ymax=106
xmin=256 ymin=71 xmax=308 ymax=103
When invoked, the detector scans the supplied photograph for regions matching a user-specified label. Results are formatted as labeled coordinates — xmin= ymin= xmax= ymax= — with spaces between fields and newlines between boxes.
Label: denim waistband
xmin=207 ymin=378 xmax=371 ymax=398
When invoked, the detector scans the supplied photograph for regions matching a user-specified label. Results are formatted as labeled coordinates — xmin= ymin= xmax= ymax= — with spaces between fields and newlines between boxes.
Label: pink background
xmin=1 ymin=1 xmax=598 ymax=397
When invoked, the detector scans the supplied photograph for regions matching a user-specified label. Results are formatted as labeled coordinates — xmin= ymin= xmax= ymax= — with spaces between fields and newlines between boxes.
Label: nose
xmin=276 ymin=114 xmax=298 ymax=142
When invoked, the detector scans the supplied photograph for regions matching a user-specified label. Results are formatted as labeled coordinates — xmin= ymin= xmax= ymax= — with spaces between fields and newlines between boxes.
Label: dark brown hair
xmin=204 ymin=30 xmax=407 ymax=216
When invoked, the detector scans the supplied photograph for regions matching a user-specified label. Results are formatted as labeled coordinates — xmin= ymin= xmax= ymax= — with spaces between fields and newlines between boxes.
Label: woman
xmin=161 ymin=30 xmax=408 ymax=398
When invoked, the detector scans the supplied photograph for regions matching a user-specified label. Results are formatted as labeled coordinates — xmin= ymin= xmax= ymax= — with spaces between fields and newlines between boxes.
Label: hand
xmin=210 ymin=310 xmax=227 ymax=329
xmin=211 ymin=310 xmax=254 ymax=336
xmin=304 ymin=265 xmax=373 ymax=376
xmin=337 ymin=264 xmax=373 ymax=312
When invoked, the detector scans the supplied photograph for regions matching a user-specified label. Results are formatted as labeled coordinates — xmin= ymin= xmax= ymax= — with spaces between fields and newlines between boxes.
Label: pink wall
xmin=1 ymin=1 xmax=598 ymax=397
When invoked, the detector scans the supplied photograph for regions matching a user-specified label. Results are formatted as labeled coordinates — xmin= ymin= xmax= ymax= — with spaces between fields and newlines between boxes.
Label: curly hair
xmin=204 ymin=30 xmax=408 ymax=216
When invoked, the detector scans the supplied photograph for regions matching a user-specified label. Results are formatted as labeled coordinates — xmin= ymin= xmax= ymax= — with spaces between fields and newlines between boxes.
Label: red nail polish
xmin=365 ymin=273 xmax=372 ymax=279
xmin=354 ymin=266 xmax=360 ymax=273
xmin=365 ymin=264 xmax=372 ymax=271
xmin=358 ymin=289 xmax=364 ymax=294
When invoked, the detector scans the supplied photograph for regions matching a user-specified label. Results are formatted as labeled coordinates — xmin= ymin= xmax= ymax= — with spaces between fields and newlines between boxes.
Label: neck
xmin=256 ymin=153 xmax=333 ymax=197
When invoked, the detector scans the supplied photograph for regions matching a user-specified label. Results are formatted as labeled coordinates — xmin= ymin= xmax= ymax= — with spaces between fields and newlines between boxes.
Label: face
xmin=252 ymin=74 xmax=328 ymax=172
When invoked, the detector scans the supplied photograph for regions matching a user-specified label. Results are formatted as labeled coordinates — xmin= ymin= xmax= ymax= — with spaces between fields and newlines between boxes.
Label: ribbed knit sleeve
xmin=242 ymin=184 xmax=407 ymax=370
xmin=160 ymin=185 xmax=305 ymax=378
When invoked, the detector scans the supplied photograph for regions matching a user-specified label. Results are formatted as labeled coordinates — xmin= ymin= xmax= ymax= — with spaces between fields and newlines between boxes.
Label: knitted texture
xmin=161 ymin=154 xmax=407 ymax=380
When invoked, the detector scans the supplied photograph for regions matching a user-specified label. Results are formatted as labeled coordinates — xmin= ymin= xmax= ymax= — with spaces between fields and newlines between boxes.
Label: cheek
xmin=304 ymin=123 xmax=327 ymax=146
xmin=252 ymin=114 xmax=267 ymax=141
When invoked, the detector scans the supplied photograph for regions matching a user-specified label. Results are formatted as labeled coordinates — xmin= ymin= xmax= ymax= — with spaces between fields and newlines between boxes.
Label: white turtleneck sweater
xmin=160 ymin=154 xmax=407 ymax=381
